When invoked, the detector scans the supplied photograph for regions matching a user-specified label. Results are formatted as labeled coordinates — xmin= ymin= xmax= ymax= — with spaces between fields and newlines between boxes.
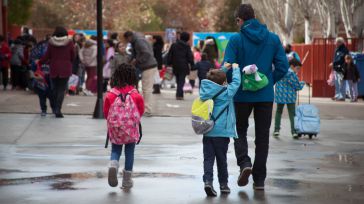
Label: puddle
xmin=51 ymin=181 xmax=79 ymax=190
xmin=324 ymin=151 xmax=364 ymax=167
xmin=0 ymin=171 xmax=193 ymax=186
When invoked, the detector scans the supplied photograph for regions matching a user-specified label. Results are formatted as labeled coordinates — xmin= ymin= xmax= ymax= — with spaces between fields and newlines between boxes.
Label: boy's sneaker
xmin=204 ymin=182 xmax=217 ymax=197
xmin=253 ymin=182 xmax=265 ymax=190
xmin=237 ymin=167 xmax=252 ymax=186
xmin=273 ymin=131 xmax=279 ymax=137
xmin=220 ymin=184 xmax=231 ymax=194
xmin=41 ymin=111 xmax=47 ymax=117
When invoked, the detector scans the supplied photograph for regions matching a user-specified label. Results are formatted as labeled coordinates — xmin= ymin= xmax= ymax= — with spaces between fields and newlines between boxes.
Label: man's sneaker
xmin=204 ymin=182 xmax=217 ymax=197
xmin=220 ymin=184 xmax=231 ymax=194
xmin=237 ymin=167 xmax=252 ymax=186
xmin=253 ymin=182 xmax=265 ymax=190
xmin=273 ymin=131 xmax=279 ymax=137
xmin=144 ymin=112 xmax=152 ymax=117
xmin=41 ymin=111 xmax=47 ymax=117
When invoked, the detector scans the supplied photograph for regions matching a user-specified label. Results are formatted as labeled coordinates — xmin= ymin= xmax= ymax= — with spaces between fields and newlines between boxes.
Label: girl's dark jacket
xmin=343 ymin=63 xmax=360 ymax=82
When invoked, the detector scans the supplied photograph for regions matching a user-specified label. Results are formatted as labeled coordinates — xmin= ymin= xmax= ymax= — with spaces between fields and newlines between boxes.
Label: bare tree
xmin=340 ymin=0 xmax=364 ymax=38
xmin=297 ymin=0 xmax=315 ymax=43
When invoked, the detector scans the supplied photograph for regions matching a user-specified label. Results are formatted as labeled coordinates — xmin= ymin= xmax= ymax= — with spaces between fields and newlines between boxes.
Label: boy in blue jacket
xmin=199 ymin=62 xmax=241 ymax=196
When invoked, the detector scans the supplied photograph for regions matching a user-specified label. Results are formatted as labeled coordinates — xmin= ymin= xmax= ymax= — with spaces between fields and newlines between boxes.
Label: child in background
xmin=103 ymin=63 xmax=144 ymax=189
xmin=274 ymin=58 xmax=305 ymax=139
xmin=343 ymin=54 xmax=360 ymax=102
xmin=199 ymin=62 xmax=241 ymax=196
xmin=196 ymin=53 xmax=213 ymax=88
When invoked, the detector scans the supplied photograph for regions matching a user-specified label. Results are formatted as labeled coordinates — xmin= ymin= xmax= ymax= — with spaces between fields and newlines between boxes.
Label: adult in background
xmin=152 ymin=35 xmax=164 ymax=94
xmin=72 ymin=33 xmax=84 ymax=94
xmin=167 ymin=32 xmax=194 ymax=100
xmin=10 ymin=38 xmax=24 ymax=90
xmin=39 ymin=26 xmax=75 ymax=118
xmin=79 ymin=36 xmax=97 ymax=95
xmin=224 ymin=4 xmax=288 ymax=190
xmin=103 ymin=39 xmax=115 ymax=92
xmin=329 ymin=37 xmax=349 ymax=101
xmin=0 ymin=35 xmax=12 ymax=90
xmin=124 ymin=31 xmax=158 ymax=116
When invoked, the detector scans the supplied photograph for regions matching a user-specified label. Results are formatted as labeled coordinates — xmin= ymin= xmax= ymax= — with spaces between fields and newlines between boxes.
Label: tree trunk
xmin=304 ymin=17 xmax=312 ymax=44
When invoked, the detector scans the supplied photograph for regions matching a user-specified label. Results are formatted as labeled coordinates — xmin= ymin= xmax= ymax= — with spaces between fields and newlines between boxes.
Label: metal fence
xmin=292 ymin=38 xmax=364 ymax=97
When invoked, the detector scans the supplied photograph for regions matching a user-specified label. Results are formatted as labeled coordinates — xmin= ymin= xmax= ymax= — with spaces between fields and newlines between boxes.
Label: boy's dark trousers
xmin=234 ymin=102 xmax=273 ymax=184
xmin=203 ymin=137 xmax=230 ymax=185
xmin=36 ymin=76 xmax=55 ymax=113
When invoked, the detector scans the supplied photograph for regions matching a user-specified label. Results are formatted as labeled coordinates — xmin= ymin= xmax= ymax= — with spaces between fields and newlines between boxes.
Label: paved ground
xmin=1 ymin=86 xmax=364 ymax=119
xmin=0 ymin=86 xmax=364 ymax=204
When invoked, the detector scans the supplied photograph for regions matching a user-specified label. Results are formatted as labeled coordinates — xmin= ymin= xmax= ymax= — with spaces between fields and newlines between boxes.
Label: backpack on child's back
xmin=191 ymin=87 xmax=226 ymax=134
xmin=107 ymin=88 xmax=141 ymax=145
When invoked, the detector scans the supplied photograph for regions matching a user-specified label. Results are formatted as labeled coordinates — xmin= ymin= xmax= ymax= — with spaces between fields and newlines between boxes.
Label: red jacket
xmin=0 ymin=42 xmax=11 ymax=68
xmin=40 ymin=36 xmax=75 ymax=78
xmin=103 ymin=86 xmax=145 ymax=118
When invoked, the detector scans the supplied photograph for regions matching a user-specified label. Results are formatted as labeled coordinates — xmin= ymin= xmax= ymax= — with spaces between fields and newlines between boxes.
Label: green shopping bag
xmin=242 ymin=71 xmax=269 ymax=91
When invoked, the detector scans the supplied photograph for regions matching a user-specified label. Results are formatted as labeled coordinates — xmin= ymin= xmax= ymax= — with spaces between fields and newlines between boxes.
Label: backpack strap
xmin=212 ymin=87 xmax=227 ymax=100
xmin=210 ymin=87 xmax=228 ymax=122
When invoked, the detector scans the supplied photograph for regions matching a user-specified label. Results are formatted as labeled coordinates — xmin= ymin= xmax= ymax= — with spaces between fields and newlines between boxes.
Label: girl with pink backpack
xmin=103 ymin=63 xmax=145 ymax=189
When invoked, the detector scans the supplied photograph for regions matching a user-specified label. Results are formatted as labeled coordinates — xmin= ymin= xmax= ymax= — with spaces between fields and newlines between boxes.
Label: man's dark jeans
xmin=51 ymin=77 xmax=69 ymax=114
xmin=203 ymin=137 xmax=230 ymax=185
xmin=234 ymin=102 xmax=273 ymax=184
xmin=175 ymin=73 xmax=186 ymax=98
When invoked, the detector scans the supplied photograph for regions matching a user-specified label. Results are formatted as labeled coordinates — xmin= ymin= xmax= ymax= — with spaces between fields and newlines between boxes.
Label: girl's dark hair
xmin=201 ymin=53 xmax=208 ymax=61
xmin=106 ymin=39 xmax=114 ymax=47
xmin=289 ymin=58 xmax=302 ymax=67
xmin=111 ymin=63 xmax=138 ymax=88
xmin=152 ymin=35 xmax=164 ymax=46
xmin=193 ymin=46 xmax=200 ymax=52
xmin=115 ymin=42 xmax=123 ymax=53
xmin=53 ymin=26 xmax=68 ymax=37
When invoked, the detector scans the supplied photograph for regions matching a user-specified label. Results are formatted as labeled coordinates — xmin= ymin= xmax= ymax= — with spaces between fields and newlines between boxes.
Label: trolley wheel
xmin=309 ymin=134 xmax=313 ymax=139
xmin=298 ymin=134 xmax=302 ymax=138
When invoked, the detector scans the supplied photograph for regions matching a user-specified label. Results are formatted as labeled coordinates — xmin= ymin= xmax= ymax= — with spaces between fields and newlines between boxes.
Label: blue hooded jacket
xmin=199 ymin=67 xmax=241 ymax=138
xmin=224 ymin=19 xmax=289 ymax=102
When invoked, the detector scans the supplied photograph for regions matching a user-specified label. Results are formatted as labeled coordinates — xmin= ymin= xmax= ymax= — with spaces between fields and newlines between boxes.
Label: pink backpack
xmin=107 ymin=88 xmax=141 ymax=144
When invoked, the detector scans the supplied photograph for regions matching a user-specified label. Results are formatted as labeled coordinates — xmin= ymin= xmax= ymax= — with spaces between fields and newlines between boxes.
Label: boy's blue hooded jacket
xmin=224 ymin=19 xmax=289 ymax=102
xmin=199 ymin=67 xmax=241 ymax=138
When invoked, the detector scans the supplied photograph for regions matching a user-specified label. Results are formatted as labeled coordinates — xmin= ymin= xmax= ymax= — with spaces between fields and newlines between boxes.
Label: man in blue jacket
xmin=223 ymin=4 xmax=288 ymax=190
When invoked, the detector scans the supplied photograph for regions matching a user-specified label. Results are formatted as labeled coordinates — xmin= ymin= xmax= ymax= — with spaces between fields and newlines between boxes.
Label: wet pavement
xmin=0 ymin=113 xmax=364 ymax=204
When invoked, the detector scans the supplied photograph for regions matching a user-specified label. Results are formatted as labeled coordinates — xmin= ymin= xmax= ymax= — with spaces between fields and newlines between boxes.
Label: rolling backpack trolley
xmin=294 ymin=84 xmax=320 ymax=139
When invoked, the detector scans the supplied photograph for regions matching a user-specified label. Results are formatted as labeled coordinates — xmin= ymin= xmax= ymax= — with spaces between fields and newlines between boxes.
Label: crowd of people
xmin=0 ymin=2 xmax=362 ymax=198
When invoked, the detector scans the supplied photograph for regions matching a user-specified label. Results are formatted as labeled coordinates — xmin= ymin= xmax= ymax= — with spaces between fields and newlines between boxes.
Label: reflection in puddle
xmin=51 ymin=181 xmax=79 ymax=190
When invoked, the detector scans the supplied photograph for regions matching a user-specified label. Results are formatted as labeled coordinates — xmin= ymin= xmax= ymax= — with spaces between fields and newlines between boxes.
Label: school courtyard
xmin=0 ymin=87 xmax=363 ymax=204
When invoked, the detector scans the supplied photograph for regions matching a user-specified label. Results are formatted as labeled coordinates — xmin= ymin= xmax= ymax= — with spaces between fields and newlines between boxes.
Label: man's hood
xmin=49 ymin=36 xmax=71 ymax=47
xmin=199 ymin=79 xmax=225 ymax=101
xmin=240 ymin=19 xmax=269 ymax=44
